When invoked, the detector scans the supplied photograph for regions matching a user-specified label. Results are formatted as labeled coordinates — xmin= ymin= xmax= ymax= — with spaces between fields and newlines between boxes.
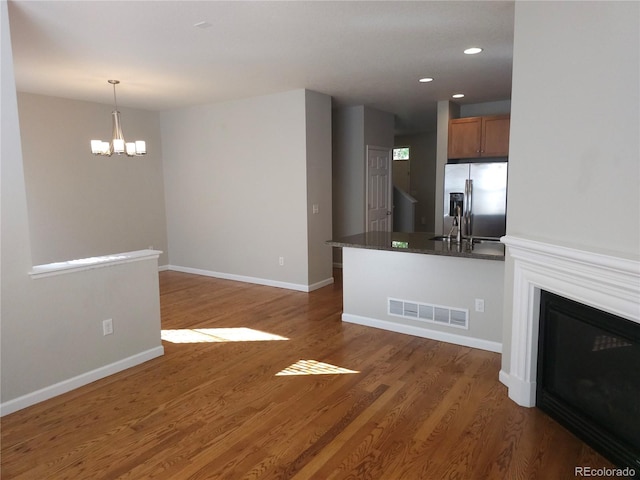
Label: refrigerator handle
xmin=466 ymin=179 xmax=473 ymax=236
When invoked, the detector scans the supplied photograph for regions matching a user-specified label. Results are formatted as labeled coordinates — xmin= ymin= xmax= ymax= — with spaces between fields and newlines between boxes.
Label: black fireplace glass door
xmin=537 ymin=291 xmax=640 ymax=469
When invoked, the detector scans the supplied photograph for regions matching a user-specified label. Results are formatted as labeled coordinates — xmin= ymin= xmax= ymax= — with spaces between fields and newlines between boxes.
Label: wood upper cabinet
xmin=481 ymin=114 xmax=510 ymax=157
xmin=448 ymin=114 xmax=510 ymax=159
xmin=448 ymin=117 xmax=481 ymax=159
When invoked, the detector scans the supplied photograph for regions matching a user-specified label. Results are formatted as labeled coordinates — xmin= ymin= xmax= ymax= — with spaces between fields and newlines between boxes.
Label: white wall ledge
xmin=501 ymin=235 xmax=640 ymax=277
xmin=29 ymin=249 xmax=163 ymax=279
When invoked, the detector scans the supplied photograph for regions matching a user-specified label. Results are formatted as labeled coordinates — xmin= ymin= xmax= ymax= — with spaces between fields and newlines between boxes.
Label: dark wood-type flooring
xmin=1 ymin=270 xmax=615 ymax=479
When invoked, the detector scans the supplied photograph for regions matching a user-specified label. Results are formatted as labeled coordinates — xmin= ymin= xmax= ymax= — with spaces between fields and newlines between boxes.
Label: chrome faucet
xmin=455 ymin=205 xmax=463 ymax=243
xmin=446 ymin=205 xmax=464 ymax=243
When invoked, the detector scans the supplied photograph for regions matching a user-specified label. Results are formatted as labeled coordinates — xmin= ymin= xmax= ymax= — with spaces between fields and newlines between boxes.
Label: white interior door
xmin=366 ymin=146 xmax=392 ymax=232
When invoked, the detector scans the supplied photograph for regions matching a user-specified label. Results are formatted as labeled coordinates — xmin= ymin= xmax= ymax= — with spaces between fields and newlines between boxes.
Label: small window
xmin=393 ymin=147 xmax=409 ymax=161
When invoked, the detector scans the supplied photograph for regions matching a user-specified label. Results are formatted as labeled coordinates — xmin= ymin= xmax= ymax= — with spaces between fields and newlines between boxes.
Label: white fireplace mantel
xmin=501 ymin=235 xmax=640 ymax=407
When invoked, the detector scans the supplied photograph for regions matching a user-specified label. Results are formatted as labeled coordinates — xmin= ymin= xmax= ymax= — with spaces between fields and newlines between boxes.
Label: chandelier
xmin=90 ymin=80 xmax=146 ymax=156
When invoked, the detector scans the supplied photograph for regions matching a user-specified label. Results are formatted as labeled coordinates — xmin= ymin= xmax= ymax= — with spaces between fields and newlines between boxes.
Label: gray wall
xmin=332 ymin=105 xmax=395 ymax=263
xmin=332 ymin=106 xmax=365 ymax=241
xmin=1 ymin=3 xmax=162 ymax=409
xmin=501 ymin=0 xmax=640 ymax=373
xmin=364 ymin=106 xmax=395 ymax=149
xmin=460 ymin=100 xmax=511 ymax=118
xmin=394 ymin=132 xmax=437 ymax=232
xmin=160 ymin=89 xmax=333 ymax=289
xmin=305 ymin=91 xmax=334 ymax=285
xmin=434 ymin=101 xmax=459 ymax=234
xmin=17 ymin=93 xmax=168 ymax=266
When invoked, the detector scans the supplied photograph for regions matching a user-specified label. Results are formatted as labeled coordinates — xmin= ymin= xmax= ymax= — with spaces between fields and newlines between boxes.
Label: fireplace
xmin=537 ymin=290 xmax=640 ymax=470
xmin=500 ymin=235 xmax=640 ymax=466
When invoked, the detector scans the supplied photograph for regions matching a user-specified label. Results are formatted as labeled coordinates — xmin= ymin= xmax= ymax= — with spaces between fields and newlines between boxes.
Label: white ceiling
xmin=8 ymin=0 xmax=514 ymax=134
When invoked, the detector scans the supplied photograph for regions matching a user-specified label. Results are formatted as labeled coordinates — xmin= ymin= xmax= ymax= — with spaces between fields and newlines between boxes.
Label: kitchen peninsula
xmin=328 ymin=231 xmax=505 ymax=353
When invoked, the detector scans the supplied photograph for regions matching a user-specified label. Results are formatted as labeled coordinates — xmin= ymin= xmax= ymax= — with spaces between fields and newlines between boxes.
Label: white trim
xmin=501 ymin=235 xmax=640 ymax=407
xmin=501 ymin=236 xmax=639 ymax=277
xmin=498 ymin=369 xmax=510 ymax=387
xmin=0 ymin=346 xmax=164 ymax=417
xmin=308 ymin=277 xmax=335 ymax=292
xmin=30 ymin=249 xmax=163 ymax=279
xmin=158 ymin=264 xmax=170 ymax=272
xmin=167 ymin=265 xmax=333 ymax=293
xmin=342 ymin=313 xmax=502 ymax=353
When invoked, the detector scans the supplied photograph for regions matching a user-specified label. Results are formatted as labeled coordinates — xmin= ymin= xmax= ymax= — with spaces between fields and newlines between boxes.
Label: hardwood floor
xmin=1 ymin=270 xmax=615 ymax=479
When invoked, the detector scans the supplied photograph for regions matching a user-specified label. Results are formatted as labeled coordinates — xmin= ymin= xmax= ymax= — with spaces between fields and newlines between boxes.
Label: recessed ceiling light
xmin=464 ymin=47 xmax=483 ymax=55
xmin=419 ymin=77 xmax=434 ymax=83
xmin=452 ymin=94 xmax=465 ymax=99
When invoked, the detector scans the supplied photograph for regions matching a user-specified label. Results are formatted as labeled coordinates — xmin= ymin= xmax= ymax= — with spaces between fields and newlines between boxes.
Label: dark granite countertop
xmin=327 ymin=231 xmax=505 ymax=261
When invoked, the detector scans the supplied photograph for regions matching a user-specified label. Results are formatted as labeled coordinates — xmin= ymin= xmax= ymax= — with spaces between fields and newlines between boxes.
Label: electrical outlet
xmin=475 ymin=299 xmax=485 ymax=313
xmin=102 ymin=318 xmax=113 ymax=336
xmin=279 ymin=256 xmax=284 ymax=266
xmin=312 ymin=204 xmax=319 ymax=214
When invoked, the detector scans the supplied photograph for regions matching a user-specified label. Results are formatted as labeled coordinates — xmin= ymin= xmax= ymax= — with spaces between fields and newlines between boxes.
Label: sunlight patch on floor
xmin=275 ymin=359 xmax=359 ymax=376
xmin=161 ymin=327 xmax=289 ymax=344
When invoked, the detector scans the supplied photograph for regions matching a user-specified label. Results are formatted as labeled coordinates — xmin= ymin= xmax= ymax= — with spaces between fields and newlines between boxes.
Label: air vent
xmin=404 ymin=302 xmax=418 ymax=317
xmin=388 ymin=298 xmax=469 ymax=330
xmin=389 ymin=299 xmax=403 ymax=316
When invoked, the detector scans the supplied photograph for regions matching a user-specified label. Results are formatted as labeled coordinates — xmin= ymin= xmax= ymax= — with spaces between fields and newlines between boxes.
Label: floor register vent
xmin=388 ymin=298 xmax=469 ymax=330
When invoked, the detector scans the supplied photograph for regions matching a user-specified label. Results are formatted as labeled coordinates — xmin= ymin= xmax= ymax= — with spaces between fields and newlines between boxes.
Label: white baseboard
xmin=342 ymin=313 xmax=502 ymax=353
xmin=158 ymin=264 xmax=170 ymax=272
xmin=308 ymin=277 xmax=335 ymax=291
xmin=0 ymin=346 xmax=164 ymax=417
xmin=499 ymin=369 xmax=510 ymax=388
xmin=506 ymin=374 xmax=537 ymax=408
xmin=168 ymin=265 xmax=333 ymax=293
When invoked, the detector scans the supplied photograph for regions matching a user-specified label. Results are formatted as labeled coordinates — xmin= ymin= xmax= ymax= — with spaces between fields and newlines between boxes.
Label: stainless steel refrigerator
xmin=443 ymin=162 xmax=508 ymax=239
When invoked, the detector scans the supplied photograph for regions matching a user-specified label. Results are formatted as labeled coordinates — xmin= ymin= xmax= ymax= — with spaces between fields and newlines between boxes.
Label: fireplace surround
xmin=501 ymin=236 xmax=640 ymax=463
xmin=501 ymin=236 xmax=639 ymax=406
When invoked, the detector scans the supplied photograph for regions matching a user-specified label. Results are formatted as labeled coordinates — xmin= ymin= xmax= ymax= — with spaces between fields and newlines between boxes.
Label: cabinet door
xmin=448 ymin=117 xmax=481 ymax=159
xmin=481 ymin=115 xmax=510 ymax=157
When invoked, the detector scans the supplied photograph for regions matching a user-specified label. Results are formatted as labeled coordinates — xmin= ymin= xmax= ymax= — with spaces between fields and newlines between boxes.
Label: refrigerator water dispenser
xmin=449 ymin=193 xmax=464 ymax=217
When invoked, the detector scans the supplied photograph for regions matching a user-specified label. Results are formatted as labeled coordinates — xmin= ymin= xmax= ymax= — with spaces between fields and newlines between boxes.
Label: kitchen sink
xmin=429 ymin=235 xmax=501 ymax=244
xmin=473 ymin=238 xmax=502 ymax=244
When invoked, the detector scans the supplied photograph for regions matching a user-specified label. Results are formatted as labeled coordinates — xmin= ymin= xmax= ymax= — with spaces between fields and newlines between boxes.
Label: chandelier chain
xmin=112 ymin=83 xmax=118 ymax=111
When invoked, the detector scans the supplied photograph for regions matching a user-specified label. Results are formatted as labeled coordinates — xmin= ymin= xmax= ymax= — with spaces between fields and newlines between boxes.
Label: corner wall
xmin=161 ymin=89 xmax=333 ymax=290
xmin=2 ymin=2 xmax=163 ymax=412
xmin=305 ymin=91 xmax=333 ymax=286
xmin=332 ymin=106 xmax=365 ymax=244
xmin=434 ymin=101 xmax=459 ymax=235
xmin=502 ymin=1 xmax=640 ymax=374
xmin=331 ymin=105 xmax=395 ymax=263
xmin=394 ymin=132 xmax=437 ymax=232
